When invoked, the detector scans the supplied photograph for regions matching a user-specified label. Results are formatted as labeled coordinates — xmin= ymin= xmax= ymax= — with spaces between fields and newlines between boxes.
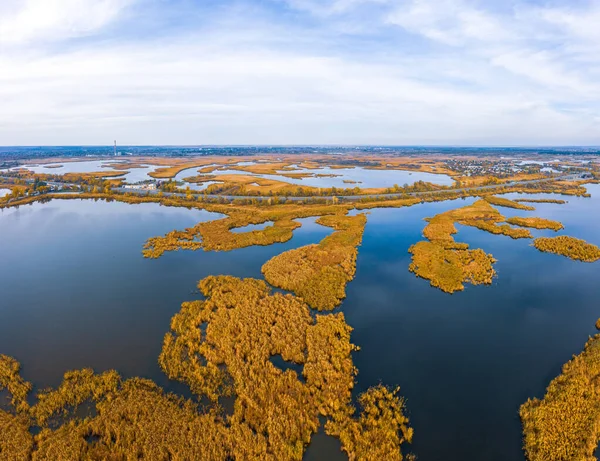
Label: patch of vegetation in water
xmin=408 ymin=200 xmax=529 ymax=293
xmin=484 ymin=196 xmax=535 ymax=210
xmin=143 ymin=203 xmax=346 ymax=257
xmin=261 ymin=213 xmax=367 ymax=311
xmin=533 ymin=236 xmax=600 ymax=262
xmin=0 ymin=277 xmax=413 ymax=461
xmin=505 ymin=217 xmax=564 ymax=231
xmin=513 ymin=198 xmax=567 ymax=204
xmin=520 ymin=324 xmax=600 ymax=461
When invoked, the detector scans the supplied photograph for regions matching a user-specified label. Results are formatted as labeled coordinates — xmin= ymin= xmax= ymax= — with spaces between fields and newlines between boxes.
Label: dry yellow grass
xmin=533 ymin=236 xmax=600 ymax=262
xmin=0 ymin=411 xmax=33 ymax=461
xmin=228 ymin=162 xmax=292 ymax=175
xmin=484 ymin=196 xmax=536 ymax=210
xmin=262 ymin=214 xmax=367 ymax=310
xmin=513 ymin=198 xmax=567 ymax=204
xmin=0 ymin=354 xmax=32 ymax=413
xmin=143 ymin=203 xmax=346 ymax=257
xmin=206 ymin=173 xmax=320 ymax=195
xmin=149 ymin=161 xmax=217 ymax=179
xmin=520 ymin=333 xmax=600 ymax=461
xmin=0 ymin=275 xmax=413 ymax=460
xmin=506 ymin=217 xmax=564 ymax=231
xmin=409 ymin=200 xmax=533 ymax=293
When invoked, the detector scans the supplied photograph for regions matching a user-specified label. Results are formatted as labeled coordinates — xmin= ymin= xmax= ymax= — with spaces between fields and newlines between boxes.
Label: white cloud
xmin=0 ymin=0 xmax=599 ymax=145
xmin=0 ymin=0 xmax=134 ymax=45
xmin=386 ymin=0 xmax=512 ymax=46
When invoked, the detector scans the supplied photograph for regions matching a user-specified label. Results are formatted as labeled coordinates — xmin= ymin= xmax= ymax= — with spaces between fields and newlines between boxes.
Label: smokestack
xmin=114 ymin=140 xmax=117 ymax=156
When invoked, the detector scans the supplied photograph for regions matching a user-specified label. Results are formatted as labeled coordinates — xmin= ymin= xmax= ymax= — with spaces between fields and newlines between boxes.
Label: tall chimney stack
xmin=114 ymin=140 xmax=117 ymax=156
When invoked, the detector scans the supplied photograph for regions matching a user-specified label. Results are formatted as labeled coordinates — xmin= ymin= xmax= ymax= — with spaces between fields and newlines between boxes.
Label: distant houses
xmin=123 ymin=182 xmax=157 ymax=191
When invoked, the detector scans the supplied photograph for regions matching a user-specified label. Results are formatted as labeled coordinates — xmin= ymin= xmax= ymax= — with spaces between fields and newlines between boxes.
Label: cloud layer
xmin=0 ymin=0 xmax=599 ymax=145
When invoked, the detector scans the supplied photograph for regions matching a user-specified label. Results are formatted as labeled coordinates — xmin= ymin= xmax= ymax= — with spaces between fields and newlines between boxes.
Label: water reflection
xmin=3 ymin=160 xmax=161 ymax=183
xmin=0 ymin=201 xmax=331 ymax=391
xmin=343 ymin=186 xmax=600 ymax=461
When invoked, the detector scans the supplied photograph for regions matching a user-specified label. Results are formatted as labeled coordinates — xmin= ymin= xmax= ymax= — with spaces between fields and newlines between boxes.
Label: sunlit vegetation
xmin=102 ymin=161 xmax=150 ymax=170
xmin=484 ymin=196 xmax=535 ymax=210
xmin=32 ymin=377 xmax=231 ymax=460
xmin=408 ymin=200 xmax=534 ymax=293
xmin=143 ymin=203 xmax=346 ymax=257
xmin=229 ymin=162 xmax=293 ymax=175
xmin=0 ymin=275 xmax=413 ymax=460
xmin=0 ymin=354 xmax=32 ymax=413
xmin=365 ymin=157 xmax=457 ymax=177
xmin=149 ymin=160 xmax=226 ymax=179
xmin=409 ymin=241 xmax=497 ymax=294
xmin=261 ymin=214 xmax=367 ymax=310
xmin=533 ymin=236 xmax=600 ymax=262
xmin=181 ymin=173 xmax=217 ymax=182
xmin=0 ymin=411 xmax=33 ymax=460
xmin=513 ymin=198 xmax=567 ymax=204
xmin=326 ymin=385 xmax=413 ymax=461
xmin=32 ymin=368 xmax=120 ymax=426
xmin=520 ymin=332 xmax=600 ymax=461
xmin=160 ymin=275 xmax=412 ymax=459
xmin=353 ymin=197 xmax=422 ymax=209
xmin=505 ymin=217 xmax=564 ymax=231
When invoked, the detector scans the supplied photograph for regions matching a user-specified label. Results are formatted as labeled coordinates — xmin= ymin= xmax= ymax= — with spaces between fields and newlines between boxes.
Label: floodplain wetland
xmin=1 ymin=155 xmax=600 ymax=461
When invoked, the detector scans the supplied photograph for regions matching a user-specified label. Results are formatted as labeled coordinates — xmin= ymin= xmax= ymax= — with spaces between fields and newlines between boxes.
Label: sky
xmin=0 ymin=0 xmax=599 ymax=146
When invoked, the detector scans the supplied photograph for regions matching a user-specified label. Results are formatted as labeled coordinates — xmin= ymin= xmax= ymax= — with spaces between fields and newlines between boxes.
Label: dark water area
xmin=342 ymin=185 xmax=600 ymax=461
xmin=1 ymin=187 xmax=600 ymax=460
xmin=0 ymin=200 xmax=332 ymax=392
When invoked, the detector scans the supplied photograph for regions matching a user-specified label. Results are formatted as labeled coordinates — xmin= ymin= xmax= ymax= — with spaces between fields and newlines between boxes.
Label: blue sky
xmin=0 ymin=0 xmax=599 ymax=145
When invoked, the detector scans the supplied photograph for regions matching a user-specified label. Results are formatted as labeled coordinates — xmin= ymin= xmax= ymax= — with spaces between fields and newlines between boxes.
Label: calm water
xmin=172 ymin=163 xmax=455 ymax=190
xmin=205 ymin=166 xmax=455 ymax=189
xmin=4 ymin=160 xmax=454 ymax=190
xmin=2 ymin=160 xmax=161 ymax=183
xmin=1 ymin=186 xmax=599 ymax=460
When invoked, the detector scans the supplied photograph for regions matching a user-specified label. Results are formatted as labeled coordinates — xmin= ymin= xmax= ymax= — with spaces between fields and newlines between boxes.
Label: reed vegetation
xmin=32 ymin=368 xmax=120 ymax=426
xmin=513 ymin=198 xmax=567 ymax=204
xmin=149 ymin=160 xmax=221 ymax=179
xmin=533 ymin=236 xmax=600 ymax=262
xmin=159 ymin=275 xmax=411 ymax=459
xmin=143 ymin=203 xmax=346 ymax=257
xmin=408 ymin=200 xmax=533 ymax=293
xmin=520 ymin=333 xmax=600 ymax=461
xmin=0 ymin=354 xmax=31 ymax=413
xmin=505 ymin=217 xmax=564 ymax=231
xmin=0 ymin=411 xmax=33 ymax=460
xmin=326 ymin=385 xmax=414 ymax=461
xmin=0 ymin=275 xmax=412 ymax=460
xmin=484 ymin=196 xmax=535 ymax=210
xmin=261 ymin=214 xmax=367 ymax=310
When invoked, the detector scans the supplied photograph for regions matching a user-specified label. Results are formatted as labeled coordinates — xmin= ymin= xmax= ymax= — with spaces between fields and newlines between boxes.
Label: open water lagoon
xmin=2 ymin=160 xmax=162 ymax=183
xmin=1 ymin=186 xmax=599 ymax=460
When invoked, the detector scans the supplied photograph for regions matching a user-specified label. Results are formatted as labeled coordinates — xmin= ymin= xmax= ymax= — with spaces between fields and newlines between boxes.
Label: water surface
xmin=1 ymin=186 xmax=599 ymax=461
